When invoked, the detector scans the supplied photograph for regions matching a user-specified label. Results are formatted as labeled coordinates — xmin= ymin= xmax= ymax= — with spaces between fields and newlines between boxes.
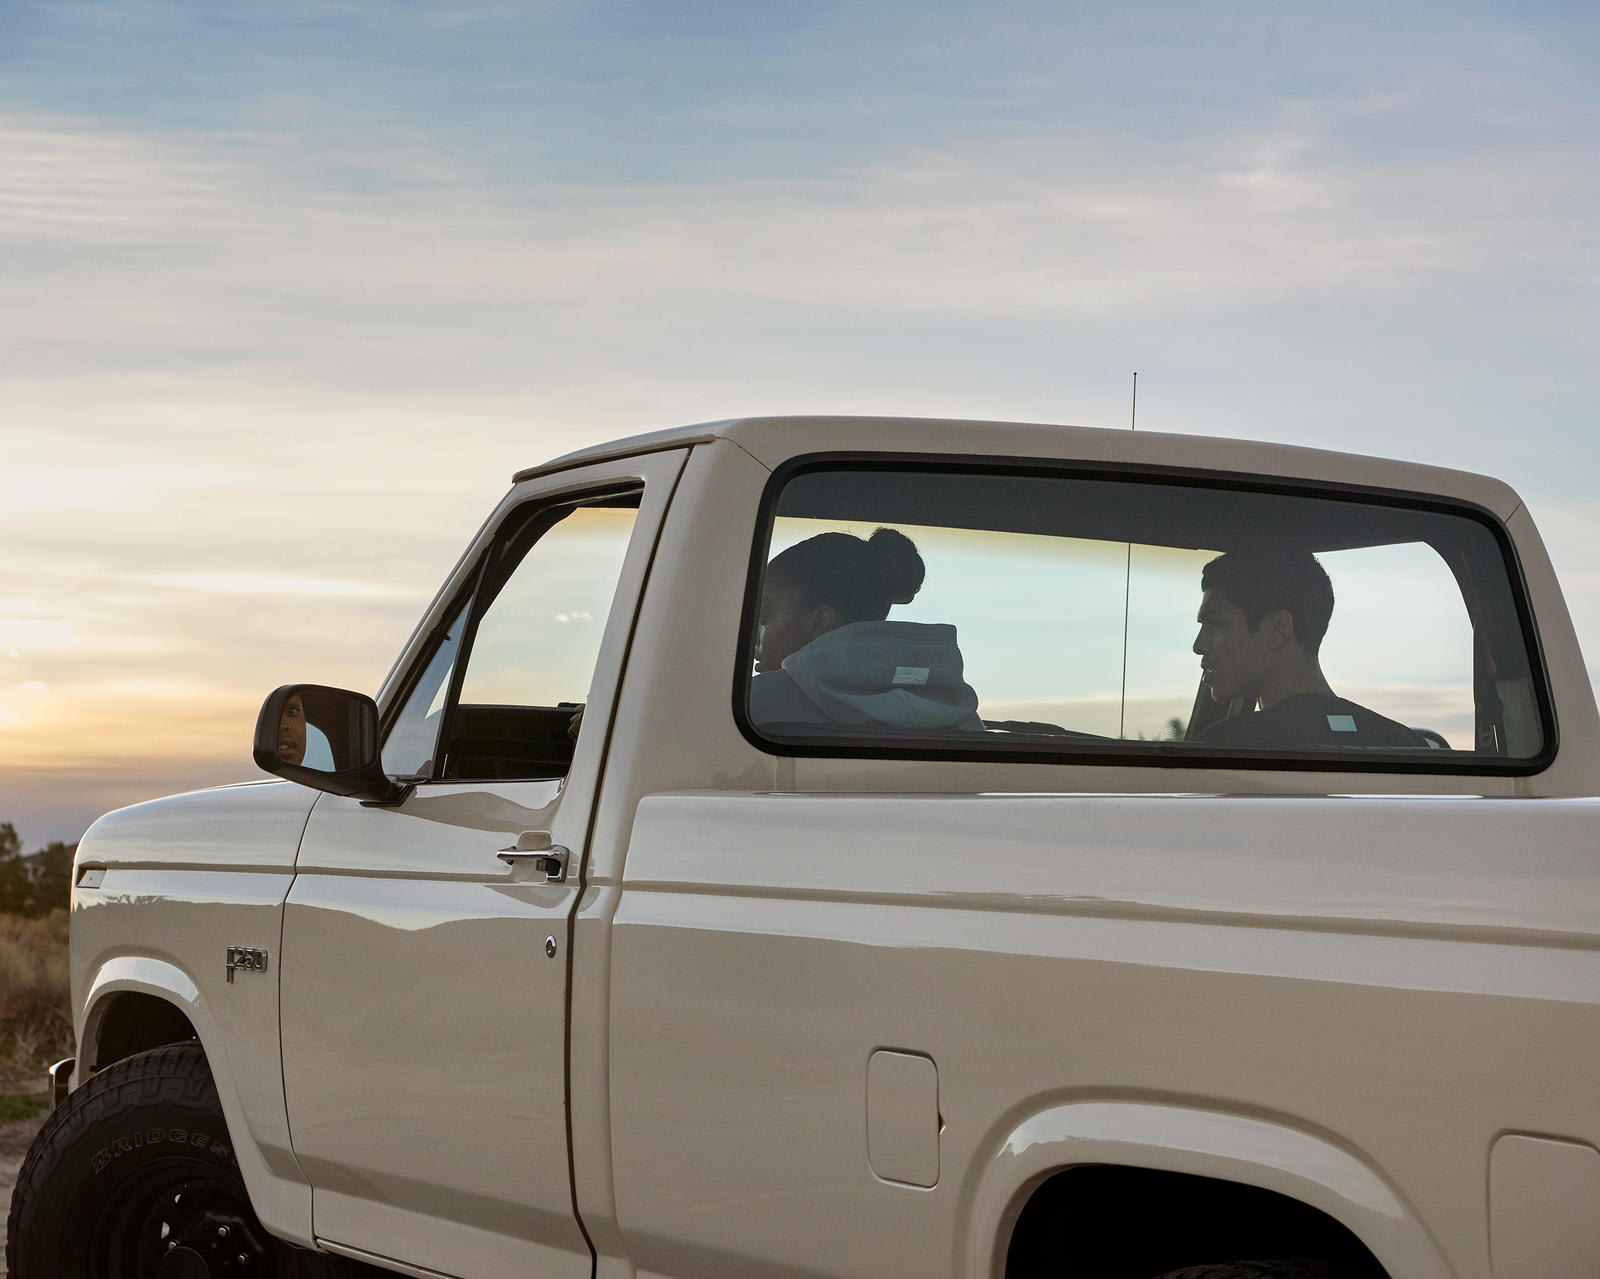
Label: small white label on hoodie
xmin=892 ymin=666 xmax=930 ymax=686
xmin=1327 ymin=714 xmax=1358 ymax=732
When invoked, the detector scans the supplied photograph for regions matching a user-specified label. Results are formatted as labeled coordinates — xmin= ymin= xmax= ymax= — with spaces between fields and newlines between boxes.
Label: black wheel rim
xmin=90 ymin=1157 xmax=277 ymax=1278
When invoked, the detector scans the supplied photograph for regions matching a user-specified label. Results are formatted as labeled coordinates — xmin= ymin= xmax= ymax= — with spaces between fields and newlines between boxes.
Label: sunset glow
xmin=4 ymin=1 xmax=1597 ymax=845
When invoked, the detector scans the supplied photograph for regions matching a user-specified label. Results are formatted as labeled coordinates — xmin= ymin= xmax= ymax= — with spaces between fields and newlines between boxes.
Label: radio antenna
xmin=1118 ymin=371 xmax=1137 ymax=738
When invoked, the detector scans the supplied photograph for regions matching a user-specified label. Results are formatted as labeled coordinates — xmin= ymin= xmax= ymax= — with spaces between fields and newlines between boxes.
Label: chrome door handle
xmin=496 ymin=845 xmax=569 ymax=882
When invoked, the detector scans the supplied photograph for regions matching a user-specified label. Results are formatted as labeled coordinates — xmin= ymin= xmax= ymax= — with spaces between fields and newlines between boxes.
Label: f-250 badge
xmin=225 ymin=945 xmax=270 ymax=983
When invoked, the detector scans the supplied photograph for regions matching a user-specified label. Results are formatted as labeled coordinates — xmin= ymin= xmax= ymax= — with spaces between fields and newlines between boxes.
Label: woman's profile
xmin=750 ymin=527 xmax=983 ymax=733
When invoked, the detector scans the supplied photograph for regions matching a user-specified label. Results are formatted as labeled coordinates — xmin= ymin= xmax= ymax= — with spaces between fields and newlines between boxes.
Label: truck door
xmin=279 ymin=449 xmax=686 ymax=1279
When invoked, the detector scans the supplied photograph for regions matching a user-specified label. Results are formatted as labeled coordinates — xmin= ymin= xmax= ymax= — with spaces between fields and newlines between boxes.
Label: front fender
xmin=961 ymin=1100 xmax=1453 ymax=1279
xmin=80 ymin=955 xmax=313 ymax=1248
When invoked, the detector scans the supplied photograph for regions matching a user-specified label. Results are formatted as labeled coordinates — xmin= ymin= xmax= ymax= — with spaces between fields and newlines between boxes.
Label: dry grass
xmin=0 ymin=911 xmax=71 ymax=1070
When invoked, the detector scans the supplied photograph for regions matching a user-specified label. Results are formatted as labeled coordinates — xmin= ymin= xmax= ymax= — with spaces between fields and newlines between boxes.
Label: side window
xmin=740 ymin=465 xmax=1549 ymax=772
xmin=382 ymin=489 xmax=641 ymax=782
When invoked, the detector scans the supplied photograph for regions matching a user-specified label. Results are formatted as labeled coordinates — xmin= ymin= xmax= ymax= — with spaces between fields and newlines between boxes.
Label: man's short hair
xmin=1201 ymin=548 xmax=1335 ymax=652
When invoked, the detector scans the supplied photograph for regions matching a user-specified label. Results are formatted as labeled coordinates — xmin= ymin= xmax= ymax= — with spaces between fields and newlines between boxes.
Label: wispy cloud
xmin=3 ymin=1 xmax=1598 ymax=843
xmin=144 ymin=572 xmax=398 ymax=598
xmin=6 ymin=102 xmax=1595 ymax=345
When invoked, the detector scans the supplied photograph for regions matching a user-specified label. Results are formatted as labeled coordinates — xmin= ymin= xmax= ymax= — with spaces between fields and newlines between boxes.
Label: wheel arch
xmin=84 ymin=987 xmax=199 ymax=1072
xmin=959 ymin=1100 xmax=1452 ymax=1279
xmin=77 ymin=954 xmax=314 ymax=1248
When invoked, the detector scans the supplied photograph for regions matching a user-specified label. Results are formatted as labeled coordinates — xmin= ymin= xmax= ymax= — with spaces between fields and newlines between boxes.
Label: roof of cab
xmin=512 ymin=414 xmax=1522 ymax=518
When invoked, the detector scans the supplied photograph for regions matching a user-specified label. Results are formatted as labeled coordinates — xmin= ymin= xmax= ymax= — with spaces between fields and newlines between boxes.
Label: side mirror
xmin=252 ymin=684 xmax=412 ymax=805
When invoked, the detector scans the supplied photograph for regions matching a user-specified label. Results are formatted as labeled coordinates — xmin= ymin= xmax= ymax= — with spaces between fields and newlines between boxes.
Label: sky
xmin=2 ymin=0 xmax=1597 ymax=845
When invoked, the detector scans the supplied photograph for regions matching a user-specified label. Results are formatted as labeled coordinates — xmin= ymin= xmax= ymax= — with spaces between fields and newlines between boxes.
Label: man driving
xmin=1192 ymin=548 xmax=1425 ymax=750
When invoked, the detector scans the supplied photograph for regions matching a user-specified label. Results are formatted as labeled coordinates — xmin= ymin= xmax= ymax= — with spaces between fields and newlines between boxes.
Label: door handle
xmin=497 ymin=841 xmax=570 ymax=882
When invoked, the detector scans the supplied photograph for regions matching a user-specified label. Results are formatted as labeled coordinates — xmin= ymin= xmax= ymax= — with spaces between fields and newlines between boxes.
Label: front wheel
xmin=6 ymin=1041 xmax=349 ymax=1278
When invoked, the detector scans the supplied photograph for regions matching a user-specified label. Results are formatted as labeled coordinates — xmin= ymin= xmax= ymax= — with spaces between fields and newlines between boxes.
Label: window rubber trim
xmin=730 ymin=450 xmax=1560 ymax=777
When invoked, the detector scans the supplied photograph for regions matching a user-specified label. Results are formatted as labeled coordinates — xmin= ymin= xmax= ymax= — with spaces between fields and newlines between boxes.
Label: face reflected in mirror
xmin=277 ymin=693 xmax=307 ymax=766
xmin=277 ymin=691 xmax=338 ymax=772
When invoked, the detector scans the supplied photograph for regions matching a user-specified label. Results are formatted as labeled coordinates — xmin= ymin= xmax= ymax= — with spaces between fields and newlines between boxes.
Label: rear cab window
xmin=736 ymin=458 xmax=1553 ymax=773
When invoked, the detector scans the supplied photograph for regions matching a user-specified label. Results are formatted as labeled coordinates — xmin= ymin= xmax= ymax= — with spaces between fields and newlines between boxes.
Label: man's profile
xmin=1192 ymin=548 xmax=1424 ymax=750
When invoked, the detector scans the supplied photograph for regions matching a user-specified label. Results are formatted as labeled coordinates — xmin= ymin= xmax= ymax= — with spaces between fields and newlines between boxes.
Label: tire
xmin=1150 ymin=1263 xmax=1375 ymax=1279
xmin=6 ymin=1041 xmax=350 ymax=1278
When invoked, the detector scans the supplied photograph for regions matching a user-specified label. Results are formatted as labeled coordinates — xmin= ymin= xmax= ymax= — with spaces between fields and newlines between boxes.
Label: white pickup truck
xmin=9 ymin=416 xmax=1599 ymax=1279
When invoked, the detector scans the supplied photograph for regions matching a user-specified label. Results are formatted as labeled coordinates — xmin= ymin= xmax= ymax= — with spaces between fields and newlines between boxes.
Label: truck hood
xmin=75 ymin=779 xmax=319 ymax=873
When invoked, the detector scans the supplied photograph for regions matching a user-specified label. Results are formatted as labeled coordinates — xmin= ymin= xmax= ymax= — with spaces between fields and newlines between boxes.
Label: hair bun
xmin=866 ymin=527 xmax=926 ymax=605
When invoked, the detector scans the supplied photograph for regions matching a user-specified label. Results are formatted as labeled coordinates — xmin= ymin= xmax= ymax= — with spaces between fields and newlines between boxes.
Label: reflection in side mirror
xmin=272 ymin=690 xmax=330 ymax=771
xmin=252 ymin=684 xmax=411 ymax=806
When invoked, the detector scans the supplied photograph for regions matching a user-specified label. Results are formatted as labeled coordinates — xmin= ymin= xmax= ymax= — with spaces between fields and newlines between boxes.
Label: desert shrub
xmin=0 ymin=909 xmax=72 ymax=1065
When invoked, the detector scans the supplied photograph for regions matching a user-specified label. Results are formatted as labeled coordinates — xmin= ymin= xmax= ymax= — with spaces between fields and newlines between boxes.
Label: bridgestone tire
xmin=1150 ymin=1264 xmax=1375 ymax=1279
xmin=6 ymin=1041 xmax=350 ymax=1278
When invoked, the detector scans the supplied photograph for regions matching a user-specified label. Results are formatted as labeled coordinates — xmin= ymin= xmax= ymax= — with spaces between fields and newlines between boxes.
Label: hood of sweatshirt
xmin=779 ymin=620 xmax=984 ymax=731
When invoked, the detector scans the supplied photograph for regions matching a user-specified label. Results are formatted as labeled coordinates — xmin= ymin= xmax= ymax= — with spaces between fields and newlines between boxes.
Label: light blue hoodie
xmin=750 ymin=621 xmax=984 ymax=732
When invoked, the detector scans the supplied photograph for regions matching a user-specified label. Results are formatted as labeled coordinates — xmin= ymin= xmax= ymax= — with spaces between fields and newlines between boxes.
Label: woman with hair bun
xmin=750 ymin=527 xmax=984 ymax=732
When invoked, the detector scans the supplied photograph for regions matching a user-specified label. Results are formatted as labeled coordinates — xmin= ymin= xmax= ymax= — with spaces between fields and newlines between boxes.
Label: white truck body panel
xmin=604 ymin=792 xmax=1600 ymax=1279
xmin=282 ymin=782 xmax=585 ymax=1279
xmin=71 ymin=780 xmax=319 ymax=1244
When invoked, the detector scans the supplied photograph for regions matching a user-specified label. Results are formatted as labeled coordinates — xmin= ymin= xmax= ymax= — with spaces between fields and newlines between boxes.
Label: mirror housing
xmin=252 ymin=684 xmax=412 ymax=805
